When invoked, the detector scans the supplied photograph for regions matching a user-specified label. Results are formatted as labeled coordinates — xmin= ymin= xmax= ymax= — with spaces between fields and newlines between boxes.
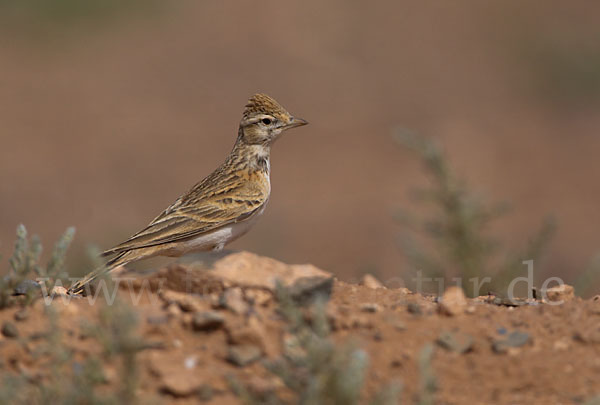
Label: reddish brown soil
xmin=1 ymin=258 xmax=598 ymax=404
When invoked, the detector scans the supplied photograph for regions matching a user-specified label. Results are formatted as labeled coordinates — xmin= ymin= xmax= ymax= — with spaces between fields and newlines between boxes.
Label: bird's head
xmin=238 ymin=93 xmax=308 ymax=145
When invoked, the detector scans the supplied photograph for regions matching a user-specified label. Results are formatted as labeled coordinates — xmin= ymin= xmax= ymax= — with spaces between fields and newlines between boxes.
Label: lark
xmin=68 ymin=93 xmax=307 ymax=294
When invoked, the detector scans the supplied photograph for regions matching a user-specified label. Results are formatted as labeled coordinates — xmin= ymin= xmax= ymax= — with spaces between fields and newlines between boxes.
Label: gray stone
xmin=2 ymin=321 xmax=19 ymax=338
xmin=13 ymin=279 xmax=41 ymax=296
xmin=192 ymin=311 xmax=225 ymax=331
xmin=227 ymin=344 xmax=262 ymax=367
xmin=493 ymin=331 xmax=530 ymax=353
xmin=437 ymin=330 xmax=474 ymax=354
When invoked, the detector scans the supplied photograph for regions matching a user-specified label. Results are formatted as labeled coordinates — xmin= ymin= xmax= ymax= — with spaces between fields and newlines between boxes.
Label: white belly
xmin=161 ymin=204 xmax=267 ymax=256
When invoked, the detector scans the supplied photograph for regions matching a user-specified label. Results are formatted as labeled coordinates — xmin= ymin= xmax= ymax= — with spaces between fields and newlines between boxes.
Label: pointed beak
xmin=286 ymin=117 xmax=308 ymax=129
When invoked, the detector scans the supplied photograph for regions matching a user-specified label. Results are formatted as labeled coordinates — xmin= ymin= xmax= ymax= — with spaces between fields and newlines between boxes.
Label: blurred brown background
xmin=1 ymin=1 xmax=600 ymax=289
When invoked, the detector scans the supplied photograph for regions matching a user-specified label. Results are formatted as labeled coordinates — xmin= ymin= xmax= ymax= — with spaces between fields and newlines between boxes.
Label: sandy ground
xmin=0 ymin=253 xmax=598 ymax=404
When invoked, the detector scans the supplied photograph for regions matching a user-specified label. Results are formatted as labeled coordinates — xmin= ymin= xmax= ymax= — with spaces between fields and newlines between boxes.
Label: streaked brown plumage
xmin=68 ymin=93 xmax=307 ymax=294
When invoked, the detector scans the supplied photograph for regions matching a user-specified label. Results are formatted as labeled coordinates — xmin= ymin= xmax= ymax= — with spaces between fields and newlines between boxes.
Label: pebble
xmin=227 ymin=344 xmax=262 ymax=367
xmin=407 ymin=302 xmax=423 ymax=315
xmin=350 ymin=315 xmax=373 ymax=329
xmin=226 ymin=316 xmax=268 ymax=354
xmin=244 ymin=289 xmax=272 ymax=306
xmin=1 ymin=321 xmax=19 ymax=338
xmin=544 ymin=284 xmax=575 ymax=303
xmin=14 ymin=309 xmax=29 ymax=322
xmin=13 ymin=279 xmax=41 ymax=296
xmin=553 ymin=338 xmax=570 ymax=351
xmin=574 ymin=326 xmax=600 ymax=344
xmin=288 ymin=276 xmax=334 ymax=304
xmin=160 ymin=290 xmax=207 ymax=312
xmin=493 ymin=331 xmax=530 ymax=353
xmin=437 ymin=330 xmax=474 ymax=354
xmin=222 ymin=288 xmax=249 ymax=315
xmin=439 ymin=286 xmax=467 ymax=316
xmin=360 ymin=274 xmax=385 ymax=289
xmin=184 ymin=356 xmax=198 ymax=370
xmin=166 ymin=303 xmax=182 ymax=317
xmin=192 ymin=311 xmax=225 ymax=331
xmin=360 ymin=303 xmax=380 ymax=313
xmin=147 ymin=315 xmax=169 ymax=325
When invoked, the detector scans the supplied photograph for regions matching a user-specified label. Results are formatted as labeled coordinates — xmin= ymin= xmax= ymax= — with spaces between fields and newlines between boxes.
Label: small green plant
xmin=230 ymin=284 xmax=400 ymax=405
xmin=83 ymin=298 xmax=152 ymax=403
xmin=0 ymin=297 xmax=153 ymax=404
xmin=395 ymin=130 xmax=555 ymax=297
xmin=573 ymin=254 xmax=600 ymax=297
xmin=0 ymin=224 xmax=74 ymax=308
xmin=417 ymin=344 xmax=436 ymax=405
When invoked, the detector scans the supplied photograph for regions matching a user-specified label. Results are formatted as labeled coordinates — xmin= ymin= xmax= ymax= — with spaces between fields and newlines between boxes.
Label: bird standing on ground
xmin=68 ymin=93 xmax=308 ymax=294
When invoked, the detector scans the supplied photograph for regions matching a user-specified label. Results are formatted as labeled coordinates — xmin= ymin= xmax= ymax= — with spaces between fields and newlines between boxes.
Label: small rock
xmin=13 ymin=279 xmax=41 ymax=296
xmin=390 ymin=359 xmax=403 ymax=368
xmin=544 ymin=284 xmax=575 ymax=303
xmin=181 ymin=313 xmax=193 ymax=327
xmin=383 ymin=313 xmax=406 ymax=331
xmin=436 ymin=330 xmax=474 ymax=354
xmin=192 ymin=311 xmax=225 ymax=331
xmin=160 ymin=290 xmax=208 ymax=312
xmin=288 ymin=276 xmax=334 ymax=304
xmin=244 ymin=289 xmax=272 ymax=306
xmin=407 ymin=302 xmax=422 ymax=315
xmin=360 ymin=274 xmax=385 ymax=289
xmin=184 ymin=356 xmax=198 ymax=370
xmin=166 ymin=303 xmax=182 ymax=317
xmin=147 ymin=315 xmax=169 ymax=325
xmin=1 ymin=321 xmax=19 ymax=338
xmin=14 ymin=309 xmax=29 ymax=322
xmin=506 ymin=347 xmax=522 ymax=356
xmin=222 ymin=288 xmax=248 ymax=315
xmin=493 ymin=331 xmax=530 ymax=353
xmin=574 ymin=325 xmax=600 ymax=344
xmin=103 ymin=365 xmax=117 ymax=383
xmin=170 ymin=252 xmax=333 ymax=298
xmin=360 ymin=303 xmax=380 ymax=313
xmin=245 ymin=376 xmax=280 ymax=398
xmin=227 ymin=345 xmax=262 ymax=367
xmin=553 ymin=338 xmax=570 ymax=351
xmin=393 ymin=321 xmax=406 ymax=331
xmin=226 ymin=317 xmax=268 ymax=354
xmin=162 ymin=374 xmax=201 ymax=397
xmin=439 ymin=286 xmax=467 ymax=316
xmin=349 ymin=315 xmax=373 ymax=329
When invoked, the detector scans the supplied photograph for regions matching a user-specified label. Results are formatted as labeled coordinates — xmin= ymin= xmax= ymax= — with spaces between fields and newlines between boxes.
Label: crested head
xmin=243 ymin=93 xmax=291 ymax=122
xmin=238 ymin=93 xmax=308 ymax=146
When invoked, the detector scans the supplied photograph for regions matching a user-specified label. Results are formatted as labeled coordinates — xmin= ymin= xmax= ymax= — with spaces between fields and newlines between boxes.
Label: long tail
xmin=68 ymin=251 xmax=132 ymax=295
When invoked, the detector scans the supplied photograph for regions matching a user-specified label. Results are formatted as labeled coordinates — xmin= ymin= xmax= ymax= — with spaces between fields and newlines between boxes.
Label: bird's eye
xmin=261 ymin=118 xmax=272 ymax=125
